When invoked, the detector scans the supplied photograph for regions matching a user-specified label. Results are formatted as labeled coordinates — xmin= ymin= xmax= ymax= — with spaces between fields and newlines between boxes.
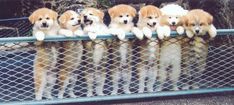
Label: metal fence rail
xmin=0 ymin=18 xmax=234 ymax=105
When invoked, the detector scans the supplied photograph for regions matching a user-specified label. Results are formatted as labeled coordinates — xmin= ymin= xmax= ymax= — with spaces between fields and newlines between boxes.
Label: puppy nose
xmin=172 ymin=22 xmax=176 ymax=25
xmin=78 ymin=20 xmax=81 ymax=23
xmin=42 ymin=22 xmax=47 ymax=27
xmin=124 ymin=20 xmax=128 ymax=24
xmin=153 ymin=22 xmax=156 ymax=26
xmin=195 ymin=30 xmax=200 ymax=34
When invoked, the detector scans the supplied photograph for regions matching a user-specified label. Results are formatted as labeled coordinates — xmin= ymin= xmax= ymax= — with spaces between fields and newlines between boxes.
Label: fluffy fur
xmin=156 ymin=4 xmax=187 ymax=91
xmin=108 ymin=4 xmax=139 ymax=95
xmin=81 ymin=8 xmax=109 ymax=97
xmin=182 ymin=9 xmax=217 ymax=89
xmin=29 ymin=8 xmax=60 ymax=100
xmin=135 ymin=5 xmax=162 ymax=93
xmin=57 ymin=10 xmax=84 ymax=99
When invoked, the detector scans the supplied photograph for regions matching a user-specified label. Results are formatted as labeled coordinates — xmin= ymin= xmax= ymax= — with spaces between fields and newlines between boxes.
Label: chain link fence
xmin=0 ymin=18 xmax=234 ymax=104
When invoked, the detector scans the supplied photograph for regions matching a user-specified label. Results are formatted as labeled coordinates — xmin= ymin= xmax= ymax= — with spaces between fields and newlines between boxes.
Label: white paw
xmin=142 ymin=27 xmax=152 ymax=39
xmin=117 ymin=30 xmax=126 ymax=41
xmin=132 ymin=27 xmax=144 ymax=40
xmin=109 ymin=28 xmax=118 ymax=36
xmin=176 ymin=26 xmax=185 ymax=35
xmin=74 ymin=30 xmax=84 ymax=36
xmin=164 ymin=26 xmax=171 ymax=37
xmin=59 ymin=29 xmax=74 ymax=37
xmin=157 ymin=26 xmax=165 ymax=40
xmin=186 ymin=30 xmax=194 ymax=38
xmin=35 ymin=31 xmax=45 ymax=41
xmin=88 ymin=32 xmax=97 ymax=40
xmin=208 ymin=24 xmax=217 ymax=38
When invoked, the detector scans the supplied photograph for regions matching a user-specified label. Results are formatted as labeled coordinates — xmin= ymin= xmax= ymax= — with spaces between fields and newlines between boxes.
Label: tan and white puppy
xmin=135 ymin=5 xmax=162 ymax=93
xmin=57 ymin=10 xmax=84 ymax=99
xmin=108 ymin=4 xmax=141 ymax=95
xmin=29 ymin=8 xmax=60 ymax=100
xmin=156 ymin=4 xmax=187 ymax=91
xmin=81 ymin=8 xmax=109 ymax=97
xmin=183 ymin=9 xmax=217 ymax=89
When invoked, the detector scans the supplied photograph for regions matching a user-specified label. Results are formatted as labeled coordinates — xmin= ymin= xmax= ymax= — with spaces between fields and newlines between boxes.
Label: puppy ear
xmin=183 ymin=16 xmax=189 ymax=27
xmin=29 ymin=11 xmax=36 ymax=24
xmin=139 ymin=7 xmax=146 ymax=18
xmin=97 ymin=10 xmax=105 ymax=21
xmin=207 ymin=13 xmax=213 ymax=25
xmin=159 ymin=15 xmax=169 ymax=26
xmin=129 ymin=6 xmax=137 ymax=17
xmin=108 ymin=7 xmax=115 ymax=18
xmin=50 ymin=9 xmax=58 ymax=21
xmin=58 ymin=12 xmax=68 ymax=25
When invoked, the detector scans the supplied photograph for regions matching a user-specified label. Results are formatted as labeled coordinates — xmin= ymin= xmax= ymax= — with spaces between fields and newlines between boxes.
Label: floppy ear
xmin=59 ymin=12 xmax=69 ymax=25
xmin=97 ymin=10 xmax=105 ymax=21
xmin=29 ymin=11 xmax=36 ymax=24
xmin=159 ymin=15 xmax=169 ymax=26
xmin=139 ymin=7 xmax=146 ymax=18
xmin=183 ymin=16 xmax=189 ymax=27
xmin=207 ymin=13 xmax=213 ymax=25
xmin=129 ymin=6 xmax=137 ymax=17
xmin=108 ymin=7 xmax=115 ymax=18
xmin=50 ymin=9 xmax=58 ymax=21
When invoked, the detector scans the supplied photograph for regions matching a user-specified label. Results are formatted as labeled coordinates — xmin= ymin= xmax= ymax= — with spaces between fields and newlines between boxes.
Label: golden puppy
xmin=108 ymin=4 xmax=142 ymax=95
xmin=58 ymin=10 xmax=84 ymax=99
xmin=135 ymin=5 xmax=162 ymax=93
xmin=156 ymin=4 xmax=188 ymax=91
xmin=29 ymin=8 xmax=60 ymax=100
xmin=183 ymin=9 xmax=217 ymax=89
xmin=81 ymin=8 xmax=109 ymax=97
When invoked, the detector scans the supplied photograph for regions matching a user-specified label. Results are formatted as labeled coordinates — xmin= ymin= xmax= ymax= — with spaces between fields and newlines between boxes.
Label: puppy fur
xmin=135 ymin=5 xmax=162 ymax=93
xmin=108 ymin=4 xmax=138 ymax=95
xmin=156 ymin=4 xmax=187 ymax=91
xmin=182 ymin=9 xmax=217 ymax=89
xmin=29 ymin=8 xmax=60 ymax=100
xmin=58 ymin=10 xmax=84 ymax=99
xmin=81 ymin=8 xmax=109 ymax=97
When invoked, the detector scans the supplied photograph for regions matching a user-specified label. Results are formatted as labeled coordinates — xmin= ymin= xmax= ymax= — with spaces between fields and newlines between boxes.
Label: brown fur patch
xmin=29 ymin=8 xmax=58 ymax=24
xmin=139 ymin=5 xmax=162 ymax=18
xmin=108 ymin=4 xmax=136 ymax=19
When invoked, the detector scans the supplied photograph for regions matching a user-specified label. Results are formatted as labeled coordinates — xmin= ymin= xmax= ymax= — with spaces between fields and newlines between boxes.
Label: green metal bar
xmin=0 ymin=29 xmax=234 ymax=43
xmin=1 ymin=88 xmax=234 ymax=105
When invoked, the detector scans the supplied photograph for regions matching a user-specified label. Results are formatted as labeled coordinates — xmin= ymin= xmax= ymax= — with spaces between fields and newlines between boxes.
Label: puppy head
xmin=29 ymin=8 xmax=58 ymax=30
xmin=81 ymin=8 xmax=104 ymax=25
xmin=108 ymin=4 xmax=136 ymax=24
xmin=59 ymin=10 xmax=82 ymax=30
xmin=160 ymin=4 xmax=188 ymax=30
xmin=138 ymin=5 xmax=162 ymax=28
xmin=184 ymin=9 xmax=213 ymax=35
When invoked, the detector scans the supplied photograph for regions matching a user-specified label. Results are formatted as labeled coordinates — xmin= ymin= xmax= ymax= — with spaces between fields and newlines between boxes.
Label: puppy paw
xmin=208 ymin=24 xmax=217 ymax=38
xmin=157 ymin=26 xmax=165 ymax=40
xmin=59 ymin=29 xmax=73 ymax=37
xmin=74 ymin=30 xmax=84 ymax=36
xmin=143 ymin=27 xmax=153 ymax=39
xmin=117 ymin=30 xmax=126 ymax=40
xmin=109 ymin=28 xmax=118 ymax=36
xmin=35 ymin=31 xmax=45 ymax=41
xmin=132 ymin=27 xmax=144 ymax=40
xmin=88 ymin=32 xmax=97 ymax=40
xmin=164 ymin=26 xmax=171 ymax=37
xmin=186 ymin=30 xmax=194 ymax=38
xmin=176 ymin=26 xmax=185 ymax=35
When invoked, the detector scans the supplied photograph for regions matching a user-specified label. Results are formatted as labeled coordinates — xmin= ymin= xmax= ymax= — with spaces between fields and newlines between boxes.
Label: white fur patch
xmin=176 ymin=26 xmax=185 ymax=35
xmin=132 ymin=27 xmax=144 ymax=40
xmin=208 ymin=24 xmax=217 ymax=38
xmin=142 ymin=27 xmax=153 ymax=39
xmin=186 ymin=30 xmax=194 ymax=38
xmin=59 ymin=29 xmax=73 ymax=37
xmin=74 ymin=30 xmax=84 ymax=36
xmin=35 ymin=31 xmax=45 ymax=41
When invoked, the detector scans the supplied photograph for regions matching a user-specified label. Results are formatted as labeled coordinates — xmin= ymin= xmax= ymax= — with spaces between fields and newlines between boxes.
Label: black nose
xmin=153 ymin=22 xmax=156 ymax=26
xmin=84 ymin=16 xmax=87 ymax=20
xmin=124 ymin=20 xmax=128 ymax=24
xmin=172 ymin=22 xmax=176 ymax=25
xmin=78 ymin=20 xmax=81 ymax=23
xmin=42 ymin=22 xmax=47 ymax=27
xmin=195 ymin=30 xmax=200 ymax=34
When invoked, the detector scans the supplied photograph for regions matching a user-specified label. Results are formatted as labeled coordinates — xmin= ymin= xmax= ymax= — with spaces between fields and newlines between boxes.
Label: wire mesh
xmin=0 ymin=18 xmax=234 ymax=104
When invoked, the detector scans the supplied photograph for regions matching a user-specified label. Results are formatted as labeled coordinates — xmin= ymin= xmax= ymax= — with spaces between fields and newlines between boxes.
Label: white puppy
xmin=81 ymin=8 xmax=109 ymax=97
xmin=156 ymin=4 xmax=188 ymax=91
xmin=29 ymin=8 xmax=60 ymax=100
xmin=57 ymin=10 xmax=84 ymax=99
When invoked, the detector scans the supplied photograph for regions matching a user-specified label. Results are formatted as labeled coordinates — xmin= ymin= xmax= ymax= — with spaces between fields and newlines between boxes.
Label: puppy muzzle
xmin=124 ymin=20 xmax=128 ymax=24
xmin=41 ymin=22 xmax=49 ymax=28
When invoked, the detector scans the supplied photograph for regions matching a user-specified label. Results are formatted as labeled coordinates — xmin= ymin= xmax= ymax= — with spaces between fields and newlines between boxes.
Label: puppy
xmin=135 ymin=5 xmax=162 ymax=93
xmin=183 ymin=9 xmax=217 ymax=89
xmin=108 ymin=4 xmax=142 ymax=95
xmin=57 ymin=10 xmax=84 ymax=99
xmin=81 ymin=8 xmax=109 ymax=97
xmin=156 ymin=4 xmax=188 ymax=91
xmin=29 ymin=8 xmax=60 ymax=100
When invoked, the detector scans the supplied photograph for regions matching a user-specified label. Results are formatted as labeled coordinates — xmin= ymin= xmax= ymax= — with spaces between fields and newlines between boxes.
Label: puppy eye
xmin=169 ymin=17 xmax=172 ymax=19
xmin=176 ymin=17 xmax=178 ymax=19
xmin=71 ymin=18 xmax=74 ymax=20
xmin=46 ymin=17 xmax=50 ymax=20
xmin=126 ymin=15 xmax=129 ymax=17
xmin=119 ymin=15 xmax=123 ymax=17
xmin=191 ymin=24 xmax=196 ymax=26
xmin=89 ymin=13 xmax=93 ymax=15
xmin=38 ymin=18 xmax=42 ymax=21
xmin=200 ymin=23 xmax=204 ymax=26
xmin=147 ymin=16 xmax=152 ymax=19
